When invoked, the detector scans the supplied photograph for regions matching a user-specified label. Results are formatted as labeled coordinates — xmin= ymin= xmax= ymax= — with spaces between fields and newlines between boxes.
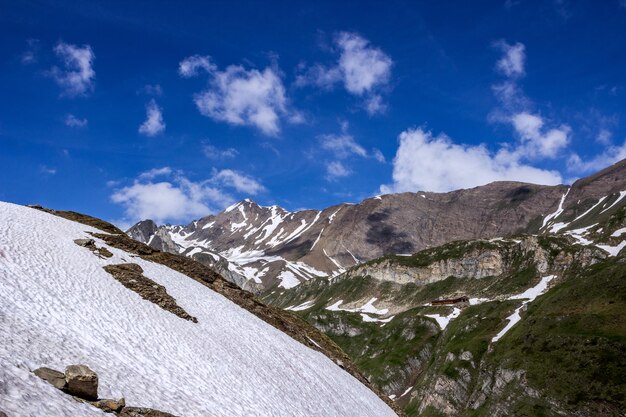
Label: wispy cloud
xmin=326 ymin=161 xmax=351 ymax=181
xmin=64 ymin=114 xmax=88 ymax=128
xmin=49 ymin=42 xmax=95 ymax=97
xmin=21 ymin=39 xmax=40 ymax=65
xmin=202 ymin=144 xmax=238 ymax=159
xmin=493 ymin=40 xmax=525 ymax=78
xmin=138 ymin=99 xmax=165 ymax=136
xmin=179 ymin=55 xmax=291 ymax=135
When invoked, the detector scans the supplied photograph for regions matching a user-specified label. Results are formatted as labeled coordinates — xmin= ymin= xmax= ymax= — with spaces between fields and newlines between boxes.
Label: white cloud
xmin=211 ymin=169 xmax=265 ymax=194
xmin=178 ymin=55 xmax=216 ymax=77
xmin=202 ymin=144 xmax=238 ymax=159
xmin=336 ymin=32 xmax=392 ymax=96
xmin=326 ymin=161 xmax=351 ymax=180
xmin=494 ymin=40 xmax=526 ymax=78
xmin=511 ymin=112 xmax=570 ymax=158
xmin=320 ymin=133 xmax=367 ymax=158
xmin=111 ymin=167 xmax=266 ymax=223
xmin=596 ymin=129 xmax=613 ymax=145
xmin=64 ymin=114 xmax=88 ymax=128
xmin=139 ymin=99 xmax=166 ymax=137
xmin=50 ymin=42 xmax=95 ymax=97
xmin=567 ymin=140 xmax=626 ymax=173
xmin=297 ymin=32 xmax=392 ymax=114
xmin=138 ymin=167 xmax=172 ymax=180
xmin=181 ymin=56 xmax=289 ymax=136
xmin=381 ymin=128 xmax=562 ymax=193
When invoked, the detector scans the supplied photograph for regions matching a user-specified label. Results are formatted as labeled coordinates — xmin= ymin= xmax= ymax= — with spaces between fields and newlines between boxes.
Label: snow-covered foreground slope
xmin=0 ymin=202 xmax=396 ymax=417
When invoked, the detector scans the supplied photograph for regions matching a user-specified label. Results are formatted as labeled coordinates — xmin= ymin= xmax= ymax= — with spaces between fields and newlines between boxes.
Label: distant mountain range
xmin=128 ymin=158 xmax=626 ymax=295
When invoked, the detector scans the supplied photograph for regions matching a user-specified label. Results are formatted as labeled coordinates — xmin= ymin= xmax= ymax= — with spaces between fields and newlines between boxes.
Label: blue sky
xmin=1 ymin=0 xmax=626 ymax=226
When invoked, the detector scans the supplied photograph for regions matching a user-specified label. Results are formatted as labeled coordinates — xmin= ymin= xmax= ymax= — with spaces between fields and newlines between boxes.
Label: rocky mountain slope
xmin=0 ymin=202 xmax=398 ymax=417
xmin=269 ymin=205 xmax=626 ymax=416
xmin=129 ymin=159 xmax=626 ymax=294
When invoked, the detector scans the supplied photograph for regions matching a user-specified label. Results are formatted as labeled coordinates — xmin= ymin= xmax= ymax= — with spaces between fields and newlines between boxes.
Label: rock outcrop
xmin=64 ymin=364 xmax=99 ymax=400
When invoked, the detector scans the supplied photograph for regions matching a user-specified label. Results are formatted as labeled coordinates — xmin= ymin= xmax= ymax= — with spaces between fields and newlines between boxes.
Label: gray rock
xmin=119 ymin=407 xmax=178 ymax=417
xmin=94 ymin=398 xmax=126 ymax=413
xmin=65 ymin=365 xmax=98 ymax=400
xmin=33 ymin=367 xmax=67 ymax=390
xmin=0 ymin=411 xmax=8 ymax=417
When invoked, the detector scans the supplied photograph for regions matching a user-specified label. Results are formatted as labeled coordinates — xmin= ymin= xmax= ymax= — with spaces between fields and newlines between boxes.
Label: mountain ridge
xmin=128 ymin=159 xmax=626 ymax=294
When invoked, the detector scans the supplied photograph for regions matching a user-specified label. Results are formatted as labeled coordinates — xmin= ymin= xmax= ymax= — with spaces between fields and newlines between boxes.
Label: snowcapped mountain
xmin=128 ymin=159 xmax=626 ymax=294
xmin=0 ymin=202 xmax=398 ymax=417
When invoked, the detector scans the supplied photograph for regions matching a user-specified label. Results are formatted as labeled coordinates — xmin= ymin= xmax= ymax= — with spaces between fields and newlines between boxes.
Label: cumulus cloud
xmin=494 ymin=40 xmax=526 ymax=78
xmin=297 ymin=32 xmax=392 ymax=114
xmin=381 ymin=128 xmax=562 ymax=193
xmin=326 ymin=161 xmax=351 ymax=180
xmin=111 ymin=167 xmax=265 ymax=224
xmin=50 ymin=42 xmax=95 ymax=97
xmin=179 ymin=55 xmax=289 ymax=135
xmin=202 ymin=144 xmax=238 ymax=159
xmin=139 ymin=99 xmax=166 ymax=136
xmin=64 ymin=114 xmax=88 ymax=128
xmin=511 ymin=112 xmax=570 ymax=158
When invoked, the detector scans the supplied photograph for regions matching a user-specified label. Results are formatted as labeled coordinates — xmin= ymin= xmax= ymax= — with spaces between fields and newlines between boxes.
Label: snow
xmin=285 ymin=301 xmax=315 ymax=312
xmin=358 ymin=297 xmax=389 ymax=315
xmin=599 ymin=190 xmax=626 ymax=214
xmin=611 ymin=227 xmax=626 ymax=237
xmin=491 ymin=275 xmax=556 ymax=343
xmin=400 ymin=387 xmax=412 ymax=397
xmin=323 ymin=249 xmax=343 ymax=270
xmin=597 ymin=241 xmax=626 ymax=256
xmin=310 ymin=228 xmax=324 ymax=251
xmin=277 ymin=270 xmax=300 ymax=289
xmin=425 ymin=308 xmax=461 ymax=330
xmin=328 ymin=208 xmax=342 ymax=223
xmin=201 ymin=221 xmax=215 ymax=230
xmin=542 ymin=188 xmax=569 ymax=229
xmin=0 ymin=202 xmax=396 ymax=417
xmin=325 ymin=298 xmax=392 ymax=325
xmin=223 ymin=201 xmax=240 ymax=213
xmin=360 ymin=314 xmax=394 ymax=323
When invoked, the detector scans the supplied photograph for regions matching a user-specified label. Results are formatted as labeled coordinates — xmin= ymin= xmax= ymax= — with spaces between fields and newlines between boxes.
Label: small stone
xmin=33 ymin=367 xmax=67 ymax=390
xmin=94 ymin=398 xmax=126 ymax=413
xmin=65 ymin=365 xmax=98 ymax=400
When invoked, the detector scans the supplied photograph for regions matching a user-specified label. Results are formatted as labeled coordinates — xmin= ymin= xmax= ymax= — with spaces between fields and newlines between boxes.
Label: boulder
xmin=94 ymin=398 xmax=126 ymax=413
xmin=65 ymin=365 xmax=98 ymax=400
xmin=74 ymin=238 xmax=95 ymax=248
xmin=33 ymin=367 xmax=67 ymax=390
xmin=119 ymin=407 xmax=178 ymax=417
